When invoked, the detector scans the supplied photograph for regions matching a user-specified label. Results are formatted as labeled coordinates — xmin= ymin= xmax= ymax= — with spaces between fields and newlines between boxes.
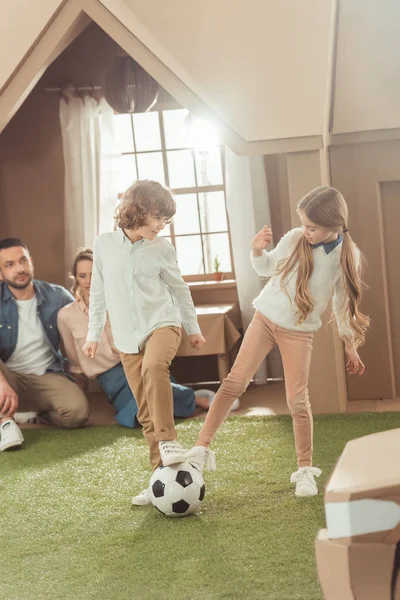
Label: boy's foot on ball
xmin=158 ymin=440 xmax=186 ymax=466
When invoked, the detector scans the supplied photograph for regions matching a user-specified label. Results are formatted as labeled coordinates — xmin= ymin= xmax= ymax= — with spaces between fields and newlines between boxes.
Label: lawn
xmin=2 ymin=412 xmax=400 ymax=600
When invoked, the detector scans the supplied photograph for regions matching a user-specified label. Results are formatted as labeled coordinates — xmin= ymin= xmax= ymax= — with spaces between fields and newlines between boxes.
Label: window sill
xmin=188 ymin=279 xmax=236 ymax=291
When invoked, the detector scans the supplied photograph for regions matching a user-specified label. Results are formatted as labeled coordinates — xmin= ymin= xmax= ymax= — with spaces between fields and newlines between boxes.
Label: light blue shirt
xmin=312 ymin=234 xmax=343 ymax=254
xmin=88 ymin=229 xmax=201 ymax=353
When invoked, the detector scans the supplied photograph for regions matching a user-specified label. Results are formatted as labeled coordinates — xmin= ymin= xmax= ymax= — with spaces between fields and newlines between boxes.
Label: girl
xmin=58 ymin=248 xmax=214 ymax=430
xmin=187 ymin=186 xmax=370 ymax=497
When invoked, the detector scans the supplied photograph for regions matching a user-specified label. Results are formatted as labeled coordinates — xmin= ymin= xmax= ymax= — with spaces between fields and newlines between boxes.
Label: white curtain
xmin=225 ymin=148 xmax=283 ymax=382
xmin=59 ymin=95 xmax=120 ymax=280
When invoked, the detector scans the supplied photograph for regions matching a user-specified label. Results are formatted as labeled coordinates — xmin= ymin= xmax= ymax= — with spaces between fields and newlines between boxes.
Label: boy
xmin=83 ymin=180 xmax=205 ymax=505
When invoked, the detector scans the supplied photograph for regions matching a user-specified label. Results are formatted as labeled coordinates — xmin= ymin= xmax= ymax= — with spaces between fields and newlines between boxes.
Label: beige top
xmin=57 ymin=299 xmax=120 ymax=378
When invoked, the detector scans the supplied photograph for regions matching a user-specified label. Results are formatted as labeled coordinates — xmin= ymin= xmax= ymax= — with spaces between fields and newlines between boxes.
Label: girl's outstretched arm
xmin=250 ymin=228 xmax=301 ymax=278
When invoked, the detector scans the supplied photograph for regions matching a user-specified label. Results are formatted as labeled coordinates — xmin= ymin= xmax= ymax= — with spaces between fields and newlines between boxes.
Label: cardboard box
xmin=315 ymin=428 xmax=400 ymax=599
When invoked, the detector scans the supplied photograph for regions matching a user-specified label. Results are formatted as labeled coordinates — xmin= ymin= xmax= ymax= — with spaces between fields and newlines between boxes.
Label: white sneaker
xmin=186 ymin=446 xmax=216 ymax=472
xmin=158 ymin=440 xmax=186 ymax=466
xmin=231 ymin=397 xmax=240 ymax=411
xmin=131 ymin=487 xmax=152 ymax=506
xmin=194 ymin=390 xmax=240 ymax=411
xmin=0 ymin=419 xmax=24 ymax=451
xmin=194 ymin=389 xmax=215 ymax=407
xmin=14 ymin=411 xmax=38 ymax=424
xmin=290 ymin=467 xmax=322 ymax=497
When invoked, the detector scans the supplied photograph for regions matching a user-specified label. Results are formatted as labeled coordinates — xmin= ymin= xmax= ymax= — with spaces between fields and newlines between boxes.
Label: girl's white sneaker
xmin=186 ymin=446 xmax=216 ymax=472
xmin=290 ymin=467 xmax=322 ymax=497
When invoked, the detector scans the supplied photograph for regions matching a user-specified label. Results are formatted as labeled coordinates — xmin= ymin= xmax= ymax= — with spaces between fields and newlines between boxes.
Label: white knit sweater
xmin=251 ymin=228 xmax=358 ymax=339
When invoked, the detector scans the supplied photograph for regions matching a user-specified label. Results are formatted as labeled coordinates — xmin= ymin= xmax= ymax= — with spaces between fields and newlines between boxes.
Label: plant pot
xmin=213 ymin=272 xmax=224 ymax=282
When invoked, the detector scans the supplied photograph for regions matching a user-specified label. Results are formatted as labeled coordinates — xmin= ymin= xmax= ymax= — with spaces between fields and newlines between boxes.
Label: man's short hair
xmin=0 ymin=238 xmax=29 ymax=253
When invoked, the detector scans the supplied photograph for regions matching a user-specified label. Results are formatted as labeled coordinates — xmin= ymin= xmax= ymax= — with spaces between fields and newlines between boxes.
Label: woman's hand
xmin=345 ymin=345 xmax=365 ymax=376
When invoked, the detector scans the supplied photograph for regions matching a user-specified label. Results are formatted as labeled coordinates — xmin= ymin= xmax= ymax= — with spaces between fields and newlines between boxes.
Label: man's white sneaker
xmin=186 ymin=446 xmax=216 ymax=472
xmin=158 ymin=440 xmax=186 ymax=466
xmin=290 ymin=466 xmax=322 ymax=497
xmin=14 ymin=411 xmax=38 ymax=424
xmin=0 ymin=419 xmax=24 ymax=451
xmin=131 ymin=487 xmax=152 ymax=506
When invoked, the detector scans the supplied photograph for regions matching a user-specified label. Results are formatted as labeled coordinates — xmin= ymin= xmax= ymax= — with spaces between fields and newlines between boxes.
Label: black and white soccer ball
xmin=150 ymin=461 xmax=205 ymax=518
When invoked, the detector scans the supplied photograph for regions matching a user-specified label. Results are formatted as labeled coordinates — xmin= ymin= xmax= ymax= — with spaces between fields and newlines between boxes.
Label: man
xmin=0 ymin=238 xmax=89 ymax=451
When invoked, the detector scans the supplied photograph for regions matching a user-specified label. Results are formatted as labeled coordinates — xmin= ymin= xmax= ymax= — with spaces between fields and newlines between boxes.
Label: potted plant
xmin=213 ymin=255 xmax=223 ymax=281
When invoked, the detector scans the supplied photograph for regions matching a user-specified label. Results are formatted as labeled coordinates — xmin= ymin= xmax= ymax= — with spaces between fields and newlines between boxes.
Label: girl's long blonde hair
xmin=276 ymin=186 xmax=370 ymax=347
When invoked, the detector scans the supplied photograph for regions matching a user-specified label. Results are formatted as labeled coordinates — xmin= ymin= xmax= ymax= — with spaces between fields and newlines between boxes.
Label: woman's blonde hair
xmin=69 ymin=248 xmax=93 ymax=299
xmin=276 ymin=186 xmax=370 ymax=347
xmin=114 ymin=180 xmax=176 ymax=230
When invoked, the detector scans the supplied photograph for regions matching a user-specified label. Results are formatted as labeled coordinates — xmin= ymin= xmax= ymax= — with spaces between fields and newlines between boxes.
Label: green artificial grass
xmin=2 ymin=412 xmax=400 ymax=600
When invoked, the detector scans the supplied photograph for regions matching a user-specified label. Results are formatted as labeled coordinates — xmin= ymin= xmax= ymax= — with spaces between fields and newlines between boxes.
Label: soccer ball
xmin=150 ymin=461 xmax=205 ymax=518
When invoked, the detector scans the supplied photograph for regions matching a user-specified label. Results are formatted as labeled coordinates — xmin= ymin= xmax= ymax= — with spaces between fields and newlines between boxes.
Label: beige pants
xmin=0 ymin=360 xmax=89 ymax=428
xmin=120 ymin=326 xmax=182 ymax=470
xmin=198 ymin=311 xmax=314 ymax=467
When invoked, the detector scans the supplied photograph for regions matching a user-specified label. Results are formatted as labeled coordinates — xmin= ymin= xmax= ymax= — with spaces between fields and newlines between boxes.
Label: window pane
xmin=163 ymin=109 xmax=190 ymax=149
xmin=136 ymin=152 xmax=165 ymax=184
xmin=118 ymin=154 xmax=137 ymax=193
xmin=195 ymin=147 xmax=223 ymax=186
xmin=199 ymin=191 xmax=228 ymax=233
xmin=167 ymin=150 xmax=196 ymax=189
xmin=133 ymin=112 xmax=162 ymax=152
xmin=174 ymin=194 xmax=200 ymax=235
xmin=203 ymin=233 xmax=232 ymax=273
xmin=175 ymin=236 xmax=204 ymax=275
xmin=114 ymin=114 xmax=134 ymax=153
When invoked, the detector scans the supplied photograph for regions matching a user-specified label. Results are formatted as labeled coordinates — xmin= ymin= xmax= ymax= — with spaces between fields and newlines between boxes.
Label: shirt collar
xmin=116 ymin=227 xmax=127 ymax=244
xmin=312 ymin=234 xmax=343 ymax=255
xmin=116 ymin=227 xmax=150 ymax=247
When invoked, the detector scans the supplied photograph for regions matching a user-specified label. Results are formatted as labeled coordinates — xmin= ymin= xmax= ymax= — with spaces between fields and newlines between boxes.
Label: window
xmin=113 ymin=109 xmax=234 ymax=281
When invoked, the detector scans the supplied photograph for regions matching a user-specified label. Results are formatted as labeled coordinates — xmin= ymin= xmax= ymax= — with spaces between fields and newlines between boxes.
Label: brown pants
xmin=198 ymin=311 xmax=314 ymax=467
xmin=120 ymin=326 xmax=182 ymax=470
xmin=0 ymin=360 xmax=89 ymax=428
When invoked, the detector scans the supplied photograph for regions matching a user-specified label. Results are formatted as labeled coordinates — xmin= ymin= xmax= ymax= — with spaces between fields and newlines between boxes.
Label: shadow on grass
xmin=0 ymin=425 xmax=144 ymax=476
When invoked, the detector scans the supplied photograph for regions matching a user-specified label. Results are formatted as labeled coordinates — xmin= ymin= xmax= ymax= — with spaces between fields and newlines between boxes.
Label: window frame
xmin=117 ymin=109 xmax=235 ymax=283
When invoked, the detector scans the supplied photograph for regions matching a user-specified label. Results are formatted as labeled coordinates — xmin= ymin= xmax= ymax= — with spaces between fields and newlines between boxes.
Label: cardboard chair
xmin=315 ymin=428 xmax=400 ymax=600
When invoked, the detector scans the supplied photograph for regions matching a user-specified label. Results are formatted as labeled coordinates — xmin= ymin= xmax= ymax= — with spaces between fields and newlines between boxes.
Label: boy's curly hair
xmin=114 ymin=180 xmax=176 ymax=230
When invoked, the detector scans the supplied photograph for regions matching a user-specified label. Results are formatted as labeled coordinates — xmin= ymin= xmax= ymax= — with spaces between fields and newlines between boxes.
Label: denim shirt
xmin=0 ymin=280 xmax=74 ymax=373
